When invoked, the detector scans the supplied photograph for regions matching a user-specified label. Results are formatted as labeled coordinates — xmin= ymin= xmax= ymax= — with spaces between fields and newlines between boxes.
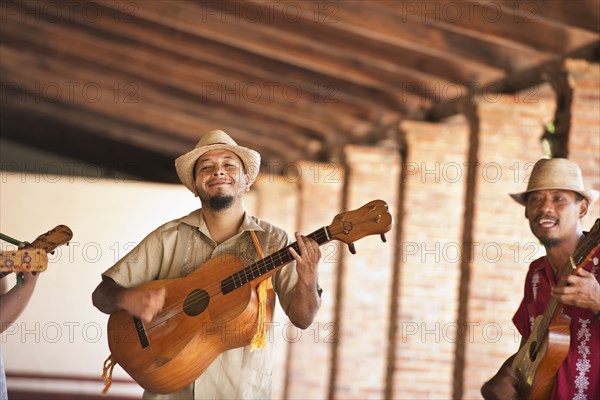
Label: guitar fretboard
xmin=220 ymin=226 xmax=330 ymax=295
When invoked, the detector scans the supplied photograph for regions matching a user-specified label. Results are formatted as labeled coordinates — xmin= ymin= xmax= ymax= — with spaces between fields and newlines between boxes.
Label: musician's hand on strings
xmin=119 ymin=287 xmax=166 ymax=324
xmin=286 ymin=233 xmax=322 ymax=329
xmin=289 ymin=233 xmax=321 ymax=288
xmin=553 ymin=268 xmax=600 ymax=314
xmin=481 ymin=364 xmax=519 ymax=400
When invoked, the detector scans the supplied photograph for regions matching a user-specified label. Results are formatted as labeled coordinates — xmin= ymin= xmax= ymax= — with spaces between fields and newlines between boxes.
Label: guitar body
xmin=512 ymin=306 xmax=571 ymax=399
xmin=107 ymin=254 xmax=275 ymax=394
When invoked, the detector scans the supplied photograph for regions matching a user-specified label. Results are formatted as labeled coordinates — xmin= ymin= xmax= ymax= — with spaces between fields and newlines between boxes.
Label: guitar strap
xmin=248 ymin=230 xmax=274 ymax=351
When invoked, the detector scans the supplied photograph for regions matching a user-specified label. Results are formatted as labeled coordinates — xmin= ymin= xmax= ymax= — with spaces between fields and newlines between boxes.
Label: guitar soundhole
xmin=183 ymin=289 xmax=209 ymax=317
xmin=529 ymin=341 xmax=538 ymax=361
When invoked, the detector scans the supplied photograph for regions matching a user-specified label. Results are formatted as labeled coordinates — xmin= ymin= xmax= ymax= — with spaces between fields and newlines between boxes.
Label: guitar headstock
xmin=586 ymin=218 xmax=600 ymax=242
xmin=328 ymin=200 xmax=393 ymax=253
xmin=0 ymin=248 xmax=48 ymax=273
xmin=28 ymin=225 xmax=74 ymax=254
xmin=572 ymin=218 xmax=600 ymax=269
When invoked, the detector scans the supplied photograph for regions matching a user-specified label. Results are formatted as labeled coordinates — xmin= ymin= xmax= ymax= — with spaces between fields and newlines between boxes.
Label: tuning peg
xmin=380 ymin=234 xmax=387 ymax=243
xmin=348 ymin=243 xmax=356 ymax=254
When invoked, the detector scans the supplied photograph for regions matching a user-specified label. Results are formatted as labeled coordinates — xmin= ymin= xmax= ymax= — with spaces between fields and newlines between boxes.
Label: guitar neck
xmin=220 ymin=226 xmax=331 ymax=294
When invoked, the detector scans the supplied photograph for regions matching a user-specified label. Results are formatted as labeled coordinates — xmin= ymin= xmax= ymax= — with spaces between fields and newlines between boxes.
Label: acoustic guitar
xmin=106 ymin=199 xmax=393 ymax=394
xmin=0 ymin=225 xmax=73 ymax=278
xmin=511 ymin=218 xmax=600 ymax=399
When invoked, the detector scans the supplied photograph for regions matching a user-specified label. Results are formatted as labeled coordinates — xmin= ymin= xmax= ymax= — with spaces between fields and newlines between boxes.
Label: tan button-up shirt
xmin=103 ymin=209 xmax=299 ymax=399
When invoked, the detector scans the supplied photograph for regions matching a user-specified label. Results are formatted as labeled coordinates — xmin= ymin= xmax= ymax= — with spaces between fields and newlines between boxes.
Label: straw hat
xmin=510 ymin=158 xmax=599 ymax=206
xmin=175 ymin=130 xmax=261 ymax=194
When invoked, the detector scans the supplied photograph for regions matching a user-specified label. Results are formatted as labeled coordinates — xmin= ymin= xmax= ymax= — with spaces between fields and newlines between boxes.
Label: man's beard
xmin=206 ymin=194 xmax=234 ymax=212
xmin=539 ymin=237 xmax=560 ymax=249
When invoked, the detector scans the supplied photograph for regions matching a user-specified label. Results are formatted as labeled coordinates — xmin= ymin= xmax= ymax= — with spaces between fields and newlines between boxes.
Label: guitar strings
xmin=143 ymin=247 xmax=296 ymax=329
xmin=138 ymin=208 xmax=383 ymax=332
xmin=139 ymin=228 xmax=330 ymax=332
xmin=148 ymin=228 xmax=326 ymax=322
xmin=141 ymin=229 xmax=327 ymax=331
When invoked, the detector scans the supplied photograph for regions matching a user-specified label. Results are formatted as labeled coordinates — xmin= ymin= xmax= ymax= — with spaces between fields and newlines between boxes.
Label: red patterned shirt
xmin=513 ymin=248 xmax=600 ymax=400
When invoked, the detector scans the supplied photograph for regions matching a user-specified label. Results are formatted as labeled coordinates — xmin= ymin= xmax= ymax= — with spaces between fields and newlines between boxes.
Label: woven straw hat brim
xmin=509 ymin=158 xmax=598 ymax=206
xmin=175 ymin=141 xmax=260 ymax=194
xmin=510 ymin=187 xmax=599 ymax=206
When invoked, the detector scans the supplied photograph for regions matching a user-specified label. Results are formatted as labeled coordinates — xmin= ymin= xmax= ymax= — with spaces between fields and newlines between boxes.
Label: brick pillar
xmin=392 ymin=116 xmax=469 ymax=398
xmin=462 ymin=84 xmax=557 ymax=398
xmin=279 ymin=161 xmax=344 ymax=399
xmin=332 ymin=145 xmax=400 ymax=399
xmin=565 ymin=59 xmax=600 ymax=224
xmin=253 ymin=175 xmax=298 ymax=400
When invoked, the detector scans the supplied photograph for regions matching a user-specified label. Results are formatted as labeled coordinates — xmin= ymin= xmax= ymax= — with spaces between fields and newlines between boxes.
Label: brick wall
xmin=284 ymin=161 xmax=344 ymax=400
xmin=333 ymin=145 xmax=400 ymax=399
xmin=392 ymin=117 xmax=469 ymax=399
xmin=253 ymin=175 xmax=298 ymax=400
xmin=462 ymin=83 xmax=557 ymax=398
xmin=256 ymin=63 xmax=599 ymax=399
xmin=565 ymin=59 xmax=600 ymax=224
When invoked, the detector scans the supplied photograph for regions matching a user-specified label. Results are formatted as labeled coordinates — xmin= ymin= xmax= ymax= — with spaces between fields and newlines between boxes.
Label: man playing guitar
xmin=92 ymin=130 xmax=323 ymax=399
xmin=481 ymin=158 xmax=600 ymax=399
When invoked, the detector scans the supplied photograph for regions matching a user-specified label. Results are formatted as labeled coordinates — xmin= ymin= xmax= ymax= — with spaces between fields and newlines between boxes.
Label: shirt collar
xmin=530 ymin=231 xmax=590 ymax=274
xmin=531 ymin=256 xmax=549 ymax=273
xmin=180 ymin=208 xmax=265 ymax=235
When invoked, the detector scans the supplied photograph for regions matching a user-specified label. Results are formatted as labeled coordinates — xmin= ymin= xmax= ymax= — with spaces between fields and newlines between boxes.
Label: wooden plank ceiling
xmin=1 ymin=0 xmax=599 ymax=182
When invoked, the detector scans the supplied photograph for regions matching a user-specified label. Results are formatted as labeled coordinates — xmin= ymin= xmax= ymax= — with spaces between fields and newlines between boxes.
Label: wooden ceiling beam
xmin=0 ymin=82 xmax=299 ymax=172
xmin=304 ymin=0 xmax=548 ymax=76
xmin=0 ymin=12 xmax=346 ymax=147
xmin=106 ymin=0 xmax=445 ymax=107
xmin=1 ymin=99 xmax=183 ymax=182
xmin=12 ymin=0 xmax=405 ymax=140
xmin=0 ymin=36 xmax=311 ymax=162
xmin=288 ymin=0 xmax=508 ymax=80
xmin=82 ymin=0 xmax=418 ymax=116
xmin=380 ymin=0 xmax=598 ymax=58
xmin=427 ymin=41 xmax=600 ymax=122
xmin=488 ymin=0 xmax=600 ymax=33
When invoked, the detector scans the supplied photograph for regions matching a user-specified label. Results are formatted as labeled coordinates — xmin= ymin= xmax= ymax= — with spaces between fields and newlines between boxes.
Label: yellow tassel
xmin=250 ymin=278 xmax=272 ymax=351
xmin=249 ymin=230 xmax=272 ymax=351
xmin=101 ymin=354 xmax=116 ymax=395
